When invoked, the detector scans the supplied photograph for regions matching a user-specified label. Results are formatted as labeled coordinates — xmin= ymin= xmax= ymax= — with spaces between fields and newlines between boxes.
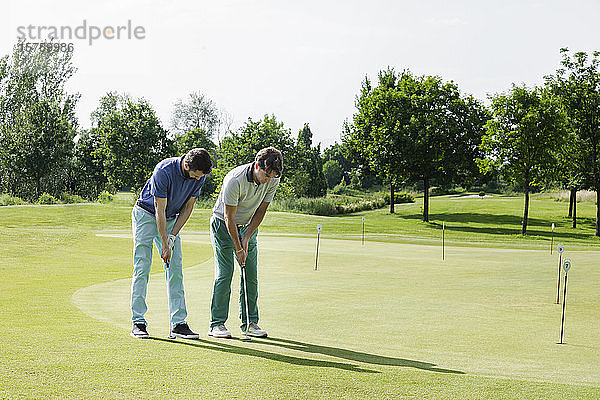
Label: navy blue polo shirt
xmin=136 ymin=156 xmax=206 ymax=219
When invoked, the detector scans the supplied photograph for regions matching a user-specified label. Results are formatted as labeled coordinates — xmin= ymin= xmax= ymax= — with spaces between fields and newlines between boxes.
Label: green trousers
xmin=209 ymin=215 xmax=259 ymax=329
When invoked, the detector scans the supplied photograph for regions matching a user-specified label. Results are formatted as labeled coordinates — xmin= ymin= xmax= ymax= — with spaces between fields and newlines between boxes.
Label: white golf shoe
xmin=246 ymin=322 xmax=268 ymax=337
xmin=208 ymin=324 xmax=232 ymax=338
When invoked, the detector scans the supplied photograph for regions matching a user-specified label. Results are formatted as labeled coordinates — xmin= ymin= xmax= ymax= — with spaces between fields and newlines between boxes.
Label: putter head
xmin=240 ymin=335 xmax=252 ymax=341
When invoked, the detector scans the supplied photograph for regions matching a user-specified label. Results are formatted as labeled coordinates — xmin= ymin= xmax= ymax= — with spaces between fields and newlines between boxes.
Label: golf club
xmin=240 ymin=263 xmax=252 ymax=341
xmin=166 ymin=235 xmax=176 ymax=339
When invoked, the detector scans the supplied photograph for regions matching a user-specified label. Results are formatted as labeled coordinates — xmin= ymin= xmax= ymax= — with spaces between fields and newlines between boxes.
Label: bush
xmin=194 ymin=197 xmax=216 ymax=209
xmin=60 ymin=193 xmax=85 ymax=204
xmin=272 ymin=197 xmax=337 ymax=215
xmin=331 ymin=181 xmax=362 ymax=196
xmin=271 ymin=191 xmax=404 ymax=216
xmin=550 ymin=190 xmax=596 ymax=203
xmin=0 ymin=194 xmax=26 ymax=206
xmin=97 ymin=190 xmax=114 ymax=204
xmin=274 ymin=181 xmax=296 ymax=199
xmin=382 ymin=192 xmax=415 ymax=204
xmin=38 ymin=193 xmax=59 ymax=204
xmin=430 ymin=186 xmax=466 ymax=196
xmin=331 ymin=181 xmax=348 ymax=195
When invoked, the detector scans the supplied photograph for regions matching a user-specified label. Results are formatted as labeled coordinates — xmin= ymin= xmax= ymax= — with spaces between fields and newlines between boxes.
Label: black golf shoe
xmin=170 ymin=323 xmax=199 ymax=339
xmin=131 ymin=323 xmax=149 ymax=338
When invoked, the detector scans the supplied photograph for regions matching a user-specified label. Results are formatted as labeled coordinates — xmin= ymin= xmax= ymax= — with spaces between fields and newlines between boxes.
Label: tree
xmin=90 ymin=91 xmax=127 ymax=125
xmin=170 ymin=91 xmax=220 ymax=138
xmin=290 ymin=123 xmax=327 ymax=197
xmin=173 ymin=127 xmax=217 ymax=157
xmin=219 ymin=115 xmax=295 ymax=168
xmin=345 ymin=69 xmax=410 ymax=213
xmin=94 ymin=95 xmax=175 ymax=191
xmin=551 ymin=129 xmax=583 ymax=227
xmin=545 ymin=49 xmax=600 ymax=235
xmin=323 ymin=159 xmax=343 ymax=188
xmin=400 ymin=74 xmax=488 ymax=221
xmin=214 ymin=114 xmax=296 ymax=197
xmin=70 ymin=129 xmax=108 ymax=199
xmin=345 ymin=68 xmax=487 ymax=218
xmin=479 ymin=85 xmax=566 ymax=234
xmin=173 ymin=127 xmax=218 ymax=197
xmin=0 ymin=40 xmax=79 ymax=200
xmin=322 ymin=142 xmax=355 ymax=185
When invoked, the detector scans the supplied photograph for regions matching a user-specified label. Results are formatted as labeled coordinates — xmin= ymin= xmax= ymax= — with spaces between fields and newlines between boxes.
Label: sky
xmin=3 ymin=0 xmax=600 ymax=148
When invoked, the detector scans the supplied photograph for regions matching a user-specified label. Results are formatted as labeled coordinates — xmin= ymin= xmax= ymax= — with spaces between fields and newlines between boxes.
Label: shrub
xmin=331 ymin=181 xmax=362 ymax=196
xmin=271 ymin=197 xmax=336 ymax=215
xmin=479 ymin=191 xmax=486 ymax=198
xmin=551 ymin=190 xmax=596 ymax=203
xmin=194 ymin=197 xmax=216 ymax=209
xmin=60 ymin=193 xmax=85 ymax=204
xmin=270 ymin=191 xmax=410 ymax=216
xmin=382 ymin=192 xmax=415 ymax=204
xmin=430 ymin=186 xmax=466 ymax=196
xmin=38 ymin=193 xmax=59 ymax=204
xmin=97 ymin=190 xmax=114 ymax=204
xmin=331 ymin=180 xmax=348 ymax=195
xmin=0 ymin=194 xmax=26 ymax=206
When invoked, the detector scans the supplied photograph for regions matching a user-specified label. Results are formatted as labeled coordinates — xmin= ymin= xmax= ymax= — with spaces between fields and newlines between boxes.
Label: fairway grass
xmin=2 ymin=195 xmax=600 ymax=399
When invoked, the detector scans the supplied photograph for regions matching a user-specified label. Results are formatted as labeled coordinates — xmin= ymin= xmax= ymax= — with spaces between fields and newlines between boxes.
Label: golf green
xmin=75 ymin=232 xmax=600 ymax=387
xmin=3 ymin=198 xmax=600 ymax=399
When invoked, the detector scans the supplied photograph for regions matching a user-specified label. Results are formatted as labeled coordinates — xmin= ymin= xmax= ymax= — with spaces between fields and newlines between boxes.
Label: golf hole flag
xmin=559 ymin=259 xmax=572 ymax=344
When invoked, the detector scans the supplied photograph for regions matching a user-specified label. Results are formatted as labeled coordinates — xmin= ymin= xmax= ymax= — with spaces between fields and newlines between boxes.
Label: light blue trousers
xmin=130 ymin=206 xmax=187 ymax=327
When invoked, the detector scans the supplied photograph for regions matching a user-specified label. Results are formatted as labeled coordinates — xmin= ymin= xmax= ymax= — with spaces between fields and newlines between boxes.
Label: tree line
xmin=1 ymin=40 xmax=599 ymax=236
xmin=0 ymin=41 xmax=327 ymax=204
xmin=344 ymin=50 xmax=600 ymax=237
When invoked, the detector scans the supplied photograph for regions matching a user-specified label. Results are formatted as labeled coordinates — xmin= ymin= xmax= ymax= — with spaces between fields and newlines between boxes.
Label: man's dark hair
xmin=185 ymin=148 xmax=212 ymax=174
xmin=255 ymin=147 xmax=283 ymax=176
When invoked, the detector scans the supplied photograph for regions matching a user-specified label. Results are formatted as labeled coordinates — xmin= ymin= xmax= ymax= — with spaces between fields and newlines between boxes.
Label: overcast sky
xmin=3 ymin=0 xmax=600 ymax=147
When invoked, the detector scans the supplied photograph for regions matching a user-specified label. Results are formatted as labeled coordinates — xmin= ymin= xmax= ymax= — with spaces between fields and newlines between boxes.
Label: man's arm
xmin=241 ymin=201 xmax=269 ymax=250
xmin=154 ymin=197 xmax=171 ymax=263
xmin=224 ymin=204 xmax=246 ymax=265
xmin=170 ymin=196 xmax=196 ymax=237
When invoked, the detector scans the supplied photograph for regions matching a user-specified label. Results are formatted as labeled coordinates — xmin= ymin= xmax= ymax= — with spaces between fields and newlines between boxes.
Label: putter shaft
xmin=241 ymin=263 xmax=251 ymax=338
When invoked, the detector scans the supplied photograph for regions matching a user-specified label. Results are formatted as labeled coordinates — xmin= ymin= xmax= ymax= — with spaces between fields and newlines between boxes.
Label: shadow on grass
xmin=254 ymin=337 xmax=464 ymax=374
xmin=443 ymin=225 xmax=595 ymax=241
xmin=402 ymin=212 xmax=549 ymax=227
xmin=150 ymin=337 xmax=464 ymax=375
xmin=150 ymin=337 xmax=378 ymax=373
xmin=401 ymin=213 xmax=597 ymax=241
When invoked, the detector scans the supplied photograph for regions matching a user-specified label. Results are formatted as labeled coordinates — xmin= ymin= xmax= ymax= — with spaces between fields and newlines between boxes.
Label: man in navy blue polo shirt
xmin=130 ymin=148 xmax=212 ymax=339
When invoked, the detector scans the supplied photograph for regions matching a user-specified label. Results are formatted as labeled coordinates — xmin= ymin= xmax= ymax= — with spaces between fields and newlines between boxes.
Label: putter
xmin=166 ymin=260 xmax=176 ymax=339
xmin=240 ymin=263 xmax=252 ymax=341
xmin=166 ymin=237 xmax=176 ymax=339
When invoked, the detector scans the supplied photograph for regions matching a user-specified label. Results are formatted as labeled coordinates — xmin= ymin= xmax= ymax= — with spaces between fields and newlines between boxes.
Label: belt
xmin=213 ymin=215 xmax=248 ymax=228
xmin=135 ymin=201 xmax=155 ymax=215
xmin=136 ymin=203 xmax=177 ymax=220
